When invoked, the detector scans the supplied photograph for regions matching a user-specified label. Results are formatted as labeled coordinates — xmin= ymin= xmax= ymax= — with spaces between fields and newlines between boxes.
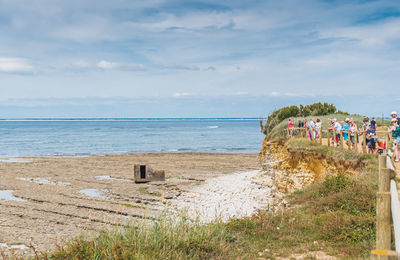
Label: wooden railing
xmin=371 ymin=149 xmax=399 ymax=259
xmin=284 ymin=127 xmax=392 ymax=155
xmin=284 ymin=126 xmax=400 ymax=258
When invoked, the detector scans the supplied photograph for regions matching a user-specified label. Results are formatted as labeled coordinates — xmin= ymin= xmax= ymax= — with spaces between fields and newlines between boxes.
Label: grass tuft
xmin=42 ymin=213 xmax=234 ymax=260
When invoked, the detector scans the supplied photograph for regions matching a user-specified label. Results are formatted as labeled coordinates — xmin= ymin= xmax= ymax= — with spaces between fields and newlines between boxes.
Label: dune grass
xmin=286 ymin=137 xmax=377 ymax=162
xmin=39 ymin=213 xmax=235 ymax=260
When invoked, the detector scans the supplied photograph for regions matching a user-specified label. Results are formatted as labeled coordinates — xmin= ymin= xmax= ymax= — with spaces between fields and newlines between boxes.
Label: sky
xmin=0 ymin=0 xmax=399 ymax=117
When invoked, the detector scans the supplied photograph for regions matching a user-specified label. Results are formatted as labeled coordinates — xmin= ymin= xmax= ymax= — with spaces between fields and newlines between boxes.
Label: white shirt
xmin=334 ymin=122 xmax=341 ymax=133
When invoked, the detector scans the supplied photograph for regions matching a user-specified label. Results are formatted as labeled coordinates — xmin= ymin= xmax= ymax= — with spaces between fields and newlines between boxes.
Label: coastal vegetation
xmin=263 ymin=102 xmax=351 ymax=135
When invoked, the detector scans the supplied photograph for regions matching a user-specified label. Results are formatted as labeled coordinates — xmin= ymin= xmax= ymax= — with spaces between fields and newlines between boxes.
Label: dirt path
xmin=0 ymin=153 xmax=259 ymax=258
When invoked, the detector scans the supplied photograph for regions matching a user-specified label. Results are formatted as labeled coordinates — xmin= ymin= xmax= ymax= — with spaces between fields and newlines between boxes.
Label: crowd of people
xmin=287 ymin=118 xmax=322 ymax=140
xmin=286 ymin=111 xmax=400 ymax=162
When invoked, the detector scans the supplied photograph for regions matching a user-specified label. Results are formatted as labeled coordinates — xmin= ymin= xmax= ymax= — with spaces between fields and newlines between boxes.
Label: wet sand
xmin=0 ymin=153 xmax=259 ymax=257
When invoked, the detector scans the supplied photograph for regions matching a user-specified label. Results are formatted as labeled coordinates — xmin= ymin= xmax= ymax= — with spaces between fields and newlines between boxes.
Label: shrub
xmin=264 ymin=102 xmax=337 ymax=134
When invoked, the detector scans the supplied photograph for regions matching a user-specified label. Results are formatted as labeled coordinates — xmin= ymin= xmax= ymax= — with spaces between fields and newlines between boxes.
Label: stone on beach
xmin=170 ymin=168 xmax=284 ymax=223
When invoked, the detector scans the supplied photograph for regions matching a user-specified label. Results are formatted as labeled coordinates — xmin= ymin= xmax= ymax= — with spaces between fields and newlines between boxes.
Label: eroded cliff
xmin=259 ymin=137 xmax=364 ymax=193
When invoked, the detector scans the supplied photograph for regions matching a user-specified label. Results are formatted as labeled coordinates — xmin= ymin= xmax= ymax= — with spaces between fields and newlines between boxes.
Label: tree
xmin=264 ymin=102 xmax=338 ymax=134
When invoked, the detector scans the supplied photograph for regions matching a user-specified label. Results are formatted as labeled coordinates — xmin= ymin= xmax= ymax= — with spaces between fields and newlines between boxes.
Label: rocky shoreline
xmin=170 ymin=167 xmax=286 ymax=223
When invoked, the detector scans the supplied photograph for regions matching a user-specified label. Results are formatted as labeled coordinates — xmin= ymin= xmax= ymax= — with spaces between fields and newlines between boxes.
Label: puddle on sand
xmin=79 ymin=189 xmax=107 ymax=198
xmin=0 ymin=243 xmax=28 ymax=250
xmin=0 ymin=158 xmax=31 ymax=163
xmin=0 ymin=190 xmax=26 ymax=202
xmin=95 ymin=176 xmax=130 ymax=182
xmin=17 ymin=177 xmax=71 ymax=186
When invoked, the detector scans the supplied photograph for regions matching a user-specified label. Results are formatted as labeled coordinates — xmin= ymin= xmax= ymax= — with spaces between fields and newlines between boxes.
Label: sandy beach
xmin=0 ymin=153 xmax=260 ymax=257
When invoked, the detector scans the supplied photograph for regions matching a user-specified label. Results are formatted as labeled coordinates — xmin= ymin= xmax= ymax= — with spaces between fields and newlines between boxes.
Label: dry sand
xmin=0 ymin=153 xmax=260 ymax=258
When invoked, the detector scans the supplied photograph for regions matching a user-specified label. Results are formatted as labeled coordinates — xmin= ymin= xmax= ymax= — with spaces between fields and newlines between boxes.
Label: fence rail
xmin=282 ymin=126 xmax=399 ymax=259
xmin=371 ymin=149 xmax=399 ymax=259
xmin=283 ymin=126 xmax=392 ymax=155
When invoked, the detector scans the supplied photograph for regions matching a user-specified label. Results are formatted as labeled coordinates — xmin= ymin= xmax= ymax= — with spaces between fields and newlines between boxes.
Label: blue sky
xmin=0 ymin=0 xmax=399 ymax=117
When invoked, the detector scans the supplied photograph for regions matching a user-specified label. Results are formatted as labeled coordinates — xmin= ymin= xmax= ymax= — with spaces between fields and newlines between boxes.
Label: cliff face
xmin=259 ymin=137 xmax=363 ymax=193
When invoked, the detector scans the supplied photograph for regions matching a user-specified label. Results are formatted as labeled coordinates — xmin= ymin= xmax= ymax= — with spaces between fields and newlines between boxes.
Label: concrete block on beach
xmin=134 ymin=164 xmax=165 ymax=183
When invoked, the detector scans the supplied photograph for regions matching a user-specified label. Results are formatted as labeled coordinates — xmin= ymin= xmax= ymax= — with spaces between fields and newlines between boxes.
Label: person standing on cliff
xmin=391 ymin=111 xmax=400 ymax=125
xmin=366 ymin=122 xmax=376 ymax=154
xmin=307 ymin=118 xmax=315 ymax=140
xmin=342 ymin=118 xmax=350 ymax=143
xmin=314 ymin=118 xmax=322 ymax=140
xmin=350 ymin=119 xmax=358 ymax=149
xmin=389 ymin=118 xmax=400 ymax=162
xmin=370 ymin=117 xmax=377 ymax=130
xmin=330 ymin=119 xmax=342 ymax=147
xmin=288 ymin=119 xmax=294 ymax=138
xmin=304 ymin=119 xmax=308 ymax=138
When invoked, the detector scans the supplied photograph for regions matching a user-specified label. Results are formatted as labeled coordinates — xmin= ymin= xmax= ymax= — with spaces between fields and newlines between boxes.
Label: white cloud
xmin=270 ymin=91 xmax=281 ymax=97
xmin=0 ymin=57 xmax=33 ymax=73
xmin=233 ymin=92 xmax=249 ymax=96
xmin=173 ymin=92 xmax=192 ymax=97
xmin=321 ymin=18 xmax=400 ymax=47
xmin=130 ymin=12 xmax=233 ymax=31
xmin=96 ymin=60 xmax=119 ymax=69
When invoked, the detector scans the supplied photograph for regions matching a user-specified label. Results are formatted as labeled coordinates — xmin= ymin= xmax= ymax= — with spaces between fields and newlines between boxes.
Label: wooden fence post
xmin=372 ymin=154 xmax=399 ymax=259
xmin=348 ymin=131 xmax=351 ymax=151
xmin=375 ymin=155 xmax=392 ymax=252
xmin=340 ymin=130 xmax=344 ymax=149
xmin=376 ymin=191 xmax=391 ymax=250
xmin=388 ymin=139 xmax=393 ymax=154
xmin=362 ymin=132 xmax=366 ymax=154
xmin=328 ymin=130 xmax=331 ymax=147
xmin=319 ymin=127 xmax=322 ymax=144
xmin=333 ymin=129 xmax=336 ymax=147
xmin=379 ymin=155 xmax=386 ymax=180
xmin=355 ymin=132 xmax=358 ymax=153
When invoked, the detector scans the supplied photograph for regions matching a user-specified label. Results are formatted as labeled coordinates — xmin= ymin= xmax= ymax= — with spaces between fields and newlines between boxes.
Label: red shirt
xmin=288 ymin=121 xmax=294 ymax=128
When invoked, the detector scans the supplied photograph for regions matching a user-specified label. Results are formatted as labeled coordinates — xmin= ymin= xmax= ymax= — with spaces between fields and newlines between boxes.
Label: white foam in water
xmin=0 ymin=243 xmax=28 ymax=250
xmin=207 ymin=126 xmax=219 ymax=129
xmin=0 ymin=190 xmax=26 ymax=202
xmin=95 ymin=176 xmax=130 ymax=182
xmin=79 ymin=189 xmax=106 ymax=198
xmin=17 ymin=177 xmax=71 ymax=186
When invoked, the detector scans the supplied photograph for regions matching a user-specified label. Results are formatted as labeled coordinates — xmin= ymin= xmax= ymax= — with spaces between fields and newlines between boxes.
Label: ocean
xmin=0 ymin=118 xmax=264 ymax=158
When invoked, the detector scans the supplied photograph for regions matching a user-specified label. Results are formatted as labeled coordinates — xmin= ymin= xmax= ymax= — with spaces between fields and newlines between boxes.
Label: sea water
xmin=0 ymin=118 xmax=263 ymax=157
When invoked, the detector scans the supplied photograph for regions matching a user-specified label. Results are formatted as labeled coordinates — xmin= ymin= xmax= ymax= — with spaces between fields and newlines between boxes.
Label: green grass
xmin=227 ymin=172 xmax=377 ymax=258
xmin=38 ymin=213 xmax=234 ymax=260
xmin=286 ymin=137 xmax=377 ymax=162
